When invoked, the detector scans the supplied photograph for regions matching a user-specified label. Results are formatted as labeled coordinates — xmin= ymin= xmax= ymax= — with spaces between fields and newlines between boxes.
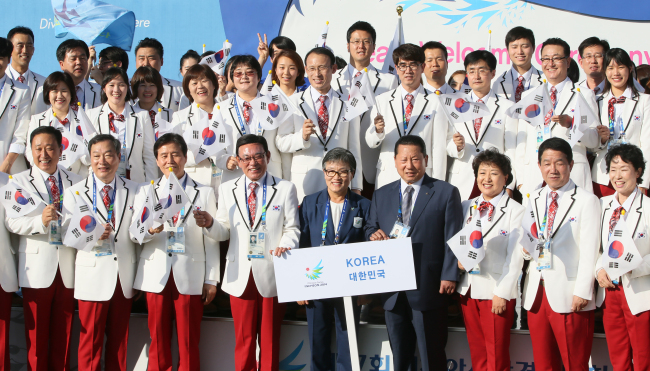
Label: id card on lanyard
xmin=389 ymin=187 xmax=411 ymax=239
xmin=166 ymin=175 xmax=189 ymax=254
xmin=246 ymin=175 xmax=267 ymax=259
xmin=234 ymin=95 xmax=263 ymax=136
xmin=117 ymin=122 xmax=128 ymax=178
xmin=321 ymin=193 xmax=348 ymax=246
xmin=48 ymin=172 xmax=64 ymax=245
xmin=609 ymin=116 xmax=627 ymax=149
xmin=92 ymin=175 xmax=116 ymax=256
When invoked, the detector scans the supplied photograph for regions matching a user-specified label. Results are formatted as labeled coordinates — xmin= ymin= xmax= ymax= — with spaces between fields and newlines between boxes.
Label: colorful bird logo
xmin=305 ymin=259 xmax=324 ymax=280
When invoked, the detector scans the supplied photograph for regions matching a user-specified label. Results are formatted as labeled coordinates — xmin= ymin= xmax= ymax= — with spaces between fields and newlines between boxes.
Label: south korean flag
xmin=182 ymin=108 xmax=231 ymax=163
xmin=350 ymin=69 xmax=376 ymax=108
xmin=567 ymin=90 xmax=599 ymax=148
xmin=129 ymin=182 xmax=155 ymax=244
xmin=59 ymin=131 xmax=85 ymax=169
xmin=73 ymin=108 xmax=97 ymax=149
xmin=0 ymin=177 xmax=45 ymax=218
xmin=438 ymin=92 xmax=490 ymax=125
xmin=447 ymin=215 xmax=485 ymax=271
xmin=199 ymin=40 xmax=232 ymax=76
xmin=63 ymin=192 xmax=103 ymax=252
xmin=603 ymin=218 xmax=643 ymax=279
xmin=344 ymin=83 xmax=369 ymax=122
xmin=152 ymin=108 xmax=175 ymax=141
xmin=251 ymin=85 xmax=295 ymax=130
xmin=151 ymin=172 xmax=190 ymax=227
xmin=505 ymin=84 xmax=553 ymax=127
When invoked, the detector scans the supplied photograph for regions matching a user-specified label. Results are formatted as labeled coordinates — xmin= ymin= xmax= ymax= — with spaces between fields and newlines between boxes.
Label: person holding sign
xmin=209 ymin=134 xmax=299 ymax=371
xmin=61 ymin=134 xmax=138 ymax=371
xmin=520 ymin=138 xmax=600 ymax=371
xmin=591 ymin=48 xmax=650 ymax=198
xmin=6 ymin=126 xmax=83 ymax=371
xmin=297 ymin=148 xmax=371 ymax=371
xmin=131 ymin=133 xmax=220 ymax=371
xmin=453 ymin=148 xmax=525 ymax=371
xmin=364 ymin=135 xmax=463 ymax=371
xmin=595 ymin=144 xmax=650 ymax=370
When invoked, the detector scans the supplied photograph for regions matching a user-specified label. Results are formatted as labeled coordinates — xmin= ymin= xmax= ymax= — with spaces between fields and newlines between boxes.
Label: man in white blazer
xmin=520 ymin=138 xmax=600 ymax=371
xmin=332 ymin=21 xmax=398 ymax=187
xmin=516 ymin=38 xmax=599 ymax=196
xmin=6 ymin=26 xmax=47 ymax=115
xmin=6 ymin=126 xmax=83 ymax=371
xmin=492 ymin=26 xmax=544 ymax=103
xmin=277 ymin=47 xmax=363 ymax=200
xmin=447 ymin=50 xmax=518 ymax=200
xmin=209 ymin=134 xmax=300 ymax=371
xmin=135 ymin=38 xmax=183 ymax=112
xmin=132 ymin=133 xmax=219 ymax=371
xmin=61 ymin=134 xmax=138 ymax=371
xmin=57 ymin=39 xmax=101 ymax=111
xmin=366 ymin=43 xmax=453 ymax=189
xmin=421 ymin=41 xmax=457 ymax=95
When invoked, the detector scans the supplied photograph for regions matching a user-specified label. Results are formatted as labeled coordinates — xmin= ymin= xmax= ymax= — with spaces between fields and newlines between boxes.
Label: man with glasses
xmin=493 ymin=26 xmax=544 ymax=102
xmin=277 ymin=47 xmax=363 ymax=201
xmin=209 ymin=134 xmax=300 ymax=371
xmin=366 ymin=43 xmax=454 ymax=189
xmin=6 ymin=26 xmax=47 ymax=115
xmin=577 ymin=37 xmax=610 ymax=95
xmin=516 ymin=38 xmax=599 ymax=196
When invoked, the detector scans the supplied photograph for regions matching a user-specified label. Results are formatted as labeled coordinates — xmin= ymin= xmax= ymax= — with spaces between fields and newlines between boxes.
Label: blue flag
xmin=52 ymin=0 xmax=136 ymax=51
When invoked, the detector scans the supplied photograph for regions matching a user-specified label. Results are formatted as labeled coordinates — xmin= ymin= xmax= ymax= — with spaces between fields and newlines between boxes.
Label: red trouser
xmin=77 ymin=277 xmax=132 ymax=371
xmin=459 ymin=290 xmax=516 ymax=371
xmin=0 ymin=288 xmax=12 ymax=371
xmin=602 ymin=284 xmax=650 ymax=370
xmin=22 ymin=269 xmax=75 ymax=371
xmin=593 ymin=182 xmax=616 ymax=199
xmin=527 ymin=285 xmax=594 ymax=371
xmin=230 ymin=272 xmax=286 ymax=371
xmin=146 ymin=270 xmax=203 ymax=371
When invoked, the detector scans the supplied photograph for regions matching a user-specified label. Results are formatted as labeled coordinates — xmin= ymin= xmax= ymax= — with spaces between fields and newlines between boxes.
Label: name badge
xmin=536 ymin=239 xmax=552 ymax=270
xmin=117 ymin=147 xmax=128 ymax=178
xmin=247 ymin=231 xmax=266 ymax=259
xmin=468 ymin=265 xmax=481 ymax=275
xmin=94 ymin=238 xmax=113 ymax=257
xmin=48 ymin=219 xmax=62 ymax=245
xmin=389 ymin=222 xmax=410 ymax=239
xmin=353 ymin=217 xmax=363 ymax=229
xmin=166 ymin=224 xmax=186 ymax=253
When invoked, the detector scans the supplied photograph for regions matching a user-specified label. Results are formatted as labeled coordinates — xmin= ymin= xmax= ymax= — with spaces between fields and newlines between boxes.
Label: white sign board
xmin=273 ymin=238 xmax=417 ymax=303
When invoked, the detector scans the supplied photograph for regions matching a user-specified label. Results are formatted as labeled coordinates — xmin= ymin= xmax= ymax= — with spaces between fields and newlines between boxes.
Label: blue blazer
xmin=364 ymin=174 xmax=463 ymax=311
xmin=299 ymin=189 xmax=371 ymax=248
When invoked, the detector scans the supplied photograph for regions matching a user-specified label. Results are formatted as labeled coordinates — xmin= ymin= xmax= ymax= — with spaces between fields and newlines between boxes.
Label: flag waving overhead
xmin=438 ymin=92 xmax=490 ymax=124
xmin=63 ymin=192 xmax=103 ymax=251
xmin=603 ymin=217 xmax=643 ymax=279
xmin=315 ymin=21 xmax=329 ymax=47
xmin=567 ymin=89 xmax=599 ymax=147
xmin=251 ymin=85 xmax=294 ymax=130
xmin=51 ymin=0 xmax=136 ymax=51
xmin=448 ymin=214 xmax=485 ymax=271
xmin=520 ymin=197 xmax=541 ymax=262
xmin=0 ymin=177 xmax=45 ymax=218
xmin=182 ymin=107 xmax=231 ymax=163
xmin=505 ymin=84 xmax=553 ymax=127
xmin=381 ymin=10 xmax=404 ymax=75
xmin=199 ymin=40 xmax=232 ymax=76
xmin=152 ymin=172 xmax=190 ymax=227
xmin=129 ymin=181 xmax=155 ymax=244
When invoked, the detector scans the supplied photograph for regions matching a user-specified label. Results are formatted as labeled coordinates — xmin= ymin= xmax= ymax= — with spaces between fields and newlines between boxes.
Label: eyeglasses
xmin=324 ymin=169 xmax=352 ymax=178
xmin=540 ymin=56 xmax=567 ymax=64
xmin=467 ymin=67 xmax=492 ymax=76
xmin=233 ymin=70 xmax=256 ymax=78
xmin=349 ymin=40 xmax=373 ymax=47
xmin=307 ymin=65 xmax=332 ymax=73
xmin=238 ymin=153 xmax=266 ymax=163
xmin=582 ymin=53 xmax=603 ymax=61
xmin=396 ymin=62 xmax=421 ymax=71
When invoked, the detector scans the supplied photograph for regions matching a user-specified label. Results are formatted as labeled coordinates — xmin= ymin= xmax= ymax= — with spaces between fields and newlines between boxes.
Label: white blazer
xmin=209 ymin=174 xmax=300 ymax=298
xmin=161 ymin=76 xmax=183 ymax=112
xmin=521 ymin=181 xmax=601 ymax=313
xmin=457 ymin=195 xmax=525 ymax=300
xmin=446 ymin=91 xmax=518 ymax=199
xmin=88 ymin=103 xmax=157 ymax=183
xmin=5 ymin=166 xmax=83 ymax=289
xmin=132 ymin=100 xmax=174 ymax=123
xmin=132 ymin=175 xmax=220 ymax=295
xmin=77 ymin=79 xmax=101 ymax=111
xmin=0 ymin=77 xmax=31 ymax=174
xmin=0 ymin=205 xmax=18 ymax=292
xmin=515 ymin=81 xmax=599 ymax=196
xmin=365 ymin=85 xmax=452 ymax=189
xmin=591 ymin=91 xmax=650 ymax=188
xmin=62 ymin=175 xmax=139 ymax=301
xmin=276 ymin=88 xmax=362 ymax=200
xmin=6 ymin=69 xmax=47 ymax=115
xmin=25 ymin=108 xmax=91 ymax=177
xmin=492 ymin=66 xmax=545 ymax=102
xmin=596 ymin=193 xmax=650 ymax=315
xmin=333 ymin=64 xmax=398 ymax=183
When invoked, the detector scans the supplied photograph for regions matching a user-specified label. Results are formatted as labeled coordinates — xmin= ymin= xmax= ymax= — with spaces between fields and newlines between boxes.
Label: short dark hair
xmin=98 ymin=46 xmax=129 ymax=71
xmin=56 ymin=39 xmax=89 ymax=62
xmin=269 ymin=36 xmax=296 ymax=59
xmin=271 ymin=50 xmax=306 ymax=87
xmin=179 ymin=49 xmax=200 ymax=70
xmin=505 ymin=26 xmax=535 ymax=49
xmin=464 ymin=50 xmax=497 ymax=71
xmin=88 ymin=134 xmax=120 ymax=154
xmin=154 ymin=133 xmax=188 ymax=158
xmin=346 ymin=21 xmax=376 ymax=44
xmin=228 ymin=55 xmax=262 ymax=81
xmin=7 ymin=26 xmax=34 ymax=43
xmin=392 ymin=43 xmax=425 ymax=65
xmin=42 ymin=72 xmax=76 ymax=106
xmin=131 ymin=66 xmax=164 ymax=102
xmin=604 ymin=48 xmax=639 ymax=95
xmin=135 ymin=37 xmax=164 ymax=58
xmin=183 ymin=64 xmax=218 ymax=103
xmin=578 ymin=37 xmax=610 ymax=58
xmin=537 ymin=138 xmax=573 ymax=164
xmin=335 ymin=56 xmax=347 ymax=70
xmin=305 ymin=47 xmax=335 ymax=66
xmin=637 ymin=64 xmax=650 ymax=94
xmin=100 ymin=67 xmax=132 ymax=104
xmin=394 ymin=135 xmax=426 ymax=157
xmin=421 ymin=41 xmax=448 ymax=60
xmin=322 ymin=147 xmax=357 ymax=176
xmin=236 ymin=134 xmax=269 ymax=157
xmin=30 ymin=126 xmax=62 ymax=147
xmin=472 ymin=148 xmax=513 ymax=187
xmin=605 ymin=143 xmax=646 ymax=184
xmin=0 ymin=38 xmax=13 ymax=59
xmin=541 ymin=38 xmax=570 ymax=59
xmin=567 ymin=58 xmax=580 ymax=83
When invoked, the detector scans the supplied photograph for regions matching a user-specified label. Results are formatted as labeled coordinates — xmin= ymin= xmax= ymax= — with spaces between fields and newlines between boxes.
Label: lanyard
xmin=47 ymin=171 xmax=64 ymax=211
xmin=176 ymin=175 xmax=189 ymax=226
xmin=234 ymin=95 xmax=262 ymax=136
xmin=401 ymin=99 xmax=408 ymax=133
xmin=92 ymin=174 xmax=117 ymax=228
xmin=397 ymin=186 xmax=406 ymax=223
xmin=245 ymin=174 xmax=267 ymax=231
xmin=321 ymin=193 xmax=349 ymax=245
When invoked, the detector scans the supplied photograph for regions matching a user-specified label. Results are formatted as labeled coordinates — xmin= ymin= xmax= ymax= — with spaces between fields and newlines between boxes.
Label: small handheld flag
xmin=151 ymin=172 xmax=190 ymax=227
xmin=0 ymin=178 xmax=45 ymax=218
xmin=129 ymin=181 xmax=155 ymax=244
xmin=438 ymin=92 xmax=490 ymax=124
xmin=62 ymin=192 xmax=103 ymax=251
xmin=567 ymin=90 xmax=598 ymax=147
xmin=382 ymin=7 xmax=404 ymax=75
xmin=603 ymin=219 xmax=643 ymax=278
xmin=505 ymin=84 xmax=553 ymax=127
xmin=316 ymin=21 xmax=329 ymax=47
xmin=448 ymin=215 xmax=485 ymax=271
xmin=251 ymin=85 xmax=295 ymax=130
xmin=260 ymin=70 xmax=274 ymax=96
xmin=199 ymin=39 xmax=232 ymax=75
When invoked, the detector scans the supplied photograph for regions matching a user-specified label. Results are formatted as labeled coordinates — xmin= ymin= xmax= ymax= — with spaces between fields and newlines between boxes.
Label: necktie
xmin=71 ymin=86 xmax=81 ymax=110
xmin=404 ymin=94 xmax=414 ymax=132
xmin=550 ymin=86 xmax=557 ymax=108
xmin=354 ymin=71 xmax=362 ymax=78
xmin=248 ymin=182 xmax=258 ymax=228
xmin=515 ymin=76 xmax=524 ymax=103
xmin=594 ymin=86 xmax=601 ymax=95
xmin=609 ymin=206 xmax=624 ymax=234
xmin=544 ymin=87 xmax=557 ymax=126
xmin=208 ymin=113 xmax=213 ymax=120
xmin=48 ymin=176 xmax=60 ymax=211
xmin=317 ymin=95 xmax=329 ymax=139
xmin=102 ymin=185 xmax=115 ymax=227
xmin=148 ymin=110 xmax=156 ymax=127
xmin=473 ymin=98 xmax=484 ymax=140
xmin=17 ymin=75 xmax=25 ymax=84
xmin=477 ymin=201 xmax=495 ymax=221
xmin=108 ymin=112 xmax=124 ymax=134
xmin=242 ymin=101 xmax=252 ymax=124
xmin=608 ymin=96 xmax=627 ymax=122
xmin=58 ymin=118 xmax=69 ymax=126
xmin=402 ymin=186 xmax=413 ymax=226
xmin=547 ymin=191 xmax=559 ymax=235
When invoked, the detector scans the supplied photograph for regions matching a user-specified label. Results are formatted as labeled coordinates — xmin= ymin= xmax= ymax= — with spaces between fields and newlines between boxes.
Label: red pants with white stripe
xmin=0 ymin=287 xmax=12 ymax=371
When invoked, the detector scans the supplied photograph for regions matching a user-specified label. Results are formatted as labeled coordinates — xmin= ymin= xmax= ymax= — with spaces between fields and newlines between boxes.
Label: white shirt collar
xmin=544 ymin=180 xmax=574 ymax=204
xmin=400 ymin=84 xmax=421 ymax=102
xmin=614 ymin=87 xmax=633 ymax=100
xmin=95 ymin=175 xmax=116 ymax=191
xmin=469 ymin=89 xmax=493 ymax=103
xmin=310 ymin=86 xmax=333 ymax=106
xmin=347 ymin=64 xmax=362 ymax=81
xmin=400 ymin=175 xmax=424 ymax=194
xmin=37 ymin=166 xmax=60 ymax=184
xmin=548 ymin=77 xmax=571 ymax=95
xmin=612 ymin=187 xmax=638 ymax=213
xmin=511 ymin=65 xmax=534 ymax=82
xmin=8 ymin=64 xmax=28 ymax=81
xmin=245 ymin=172 xmax=268 ymax=189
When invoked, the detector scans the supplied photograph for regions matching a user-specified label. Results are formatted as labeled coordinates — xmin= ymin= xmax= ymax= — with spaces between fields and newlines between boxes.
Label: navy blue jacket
xmin=364 ymin=174 xmax=463 ymax=311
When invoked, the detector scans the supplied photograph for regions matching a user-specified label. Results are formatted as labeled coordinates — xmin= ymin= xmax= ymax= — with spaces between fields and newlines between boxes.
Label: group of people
xmin=0 ymin=18 xmax=647 ymax=371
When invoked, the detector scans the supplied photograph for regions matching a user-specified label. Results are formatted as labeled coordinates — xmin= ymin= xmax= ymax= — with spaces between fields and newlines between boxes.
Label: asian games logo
xmin=305 ymin=259 xmax=323 ymax=280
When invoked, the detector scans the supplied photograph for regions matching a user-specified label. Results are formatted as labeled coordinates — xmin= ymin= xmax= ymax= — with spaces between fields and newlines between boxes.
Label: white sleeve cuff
xmin=9 ymin=143 xmax=25 ymax=154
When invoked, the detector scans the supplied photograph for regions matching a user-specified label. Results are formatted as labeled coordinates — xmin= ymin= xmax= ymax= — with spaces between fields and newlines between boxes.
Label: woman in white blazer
xmin=87 ymin=67 xmax=157 ymax=184
xmin=456 ymin=148 xmax=525 ymax=371
xmin=595 ymin=144 xmax=650 ymax=370
xmin=131 ymin=66 xmax=174 ymax=124
xmin=591 ymin=49 xmax=650 ymax=198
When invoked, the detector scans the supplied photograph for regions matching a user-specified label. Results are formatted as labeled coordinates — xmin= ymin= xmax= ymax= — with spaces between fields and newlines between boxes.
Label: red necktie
xmin=59 ymin=118 xmax=69 ymax=126
xmin=102 ymin=185 xmax=115 ymax=227
xmin=515 ymin=76 xmax=524 ymax=103
xmin=594 ymin=86 xmax=601 ymax=95
xmin=242 ymin=101 xmax=252 ymax=124
xmin=404 ymin=94 xmax=414 ymax=127
xmin=544 ymin=87 xmax=557 ymax=126
xmin=48 ymin=176 xmax=60 ymax=211
xmin=477 ymin=201 xmax=494 ymax=221
xmin=148 ymin=110 xmax=156 ymax=127
xmin=547 ymin=191 xmax=559 ymax=234
xmin=108 ymin=112 xmax=124 ymax=134
xmin=473 ymin=99 xmax=484 ymax=140
xmin=208 ymin=113 xmax=213 ymax=120
xmin=608 ymin=96 xmax=627 ymax=122
xmin=609 ymin=206 xmax=624 ymax=234
xmin=317 ymin=95 xmax=329 ymax=138
xmin=354 ymin=71 xmax=362 ymax=79
xmin=248 ymin=182 xmax=258 ymax=227
xmin=17 ymin=75 xmax=25 ymax=84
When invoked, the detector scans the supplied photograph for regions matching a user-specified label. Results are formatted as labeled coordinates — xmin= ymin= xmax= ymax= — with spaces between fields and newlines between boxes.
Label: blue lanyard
xmin=234 ymin=95 xmax=262 ymax=136
xmin=321 ymin=193 xmax=349 ymax=245
xmin=401 ymin=99 xmax=408 ymax=132
xmin=48 ymin=171 xmax=64 ymax=211
xmin=92 ymin=174 xmax=117 ymax=228
xmin=397 ymin=186 xmax=404 ymax=223
xmin=245 ymin=174 xmax=267 ymax=231
xmin=177 ymin=175 xmax=189 ymax=225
